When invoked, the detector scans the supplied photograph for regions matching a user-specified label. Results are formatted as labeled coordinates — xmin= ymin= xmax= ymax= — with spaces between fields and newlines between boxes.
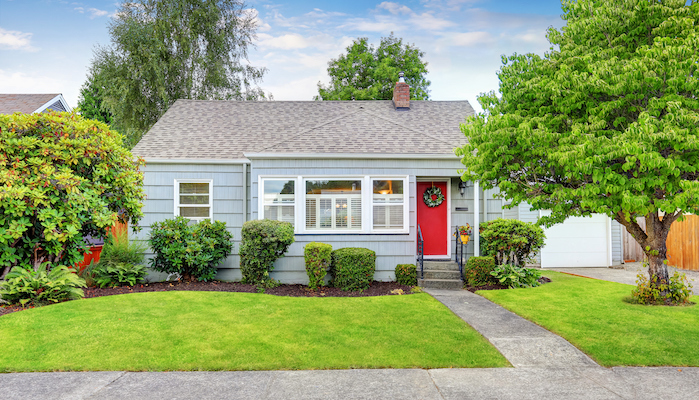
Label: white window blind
xmin=372 ymin=179 xmax=405 ymax=230
xmin=175 ymin=180 xmax=213 ymax=221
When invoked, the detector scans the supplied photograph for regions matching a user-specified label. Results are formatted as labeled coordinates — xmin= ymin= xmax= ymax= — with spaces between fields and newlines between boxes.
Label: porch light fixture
xmin=458 ymin=181 xmax=467 ymax=197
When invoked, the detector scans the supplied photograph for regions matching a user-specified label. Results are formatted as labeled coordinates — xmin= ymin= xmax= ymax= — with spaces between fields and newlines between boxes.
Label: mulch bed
xmin=465 ymin=276 xmax=552 ymax=293
xmin=0 ymin=280 xmax=414 ymax=317
xmin=1 ymin=277 xmax=554 ymax=317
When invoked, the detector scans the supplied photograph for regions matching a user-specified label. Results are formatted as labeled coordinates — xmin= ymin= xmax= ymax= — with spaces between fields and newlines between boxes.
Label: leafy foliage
xmin=395 ymin=264 xmax=417 ymax=286
xmin=0 ymin=112 xmax=144 ymax=278
xmin=239 ymin=219 xmax=294 ymax=285
xmin=490 ymin=264 xmax=542 ymax=289
xmin=330 ymin=248 xmax=376 ymax=291
xmin=464 ymin=256 xmax=497 ymax=287
xmin=93 ymin=263 xmax=147 ymax=288
xmin=85 ymin=0 xmax=269 ymax=135
xmin=101 ymin=228 xmax=147 ymax=266
xmin=456 ymin=0 xmax=699 ymax=286
xmin=149 ymin=217 xmax=233 ymax=281
xmin=0 ymin=264 xmax=86 ymax=306
xmin=479 ymin=219 xmax=545 ymax=267
xmin=315 ymin=33 xmax=430 ymax=100
xmin=631 ymin=270 xmax=693 ymax=305
xmin=304 ymin=242 xmax=332 ymax=290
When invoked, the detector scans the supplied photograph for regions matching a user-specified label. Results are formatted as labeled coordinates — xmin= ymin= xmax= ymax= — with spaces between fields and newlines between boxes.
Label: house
xmin=0 ymin=94 xmax=72 ymax=114
xmin=131 ymin=79 xmax=624 ymax=283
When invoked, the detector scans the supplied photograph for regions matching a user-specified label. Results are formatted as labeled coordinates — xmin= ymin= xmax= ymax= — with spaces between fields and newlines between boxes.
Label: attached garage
xmin=540 ymin=213 xmax=612 ymax=268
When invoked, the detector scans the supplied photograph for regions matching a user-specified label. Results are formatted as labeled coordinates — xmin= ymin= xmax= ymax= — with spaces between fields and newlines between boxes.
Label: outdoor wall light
xmin=458 ymin=181 xmax=467 ymax=197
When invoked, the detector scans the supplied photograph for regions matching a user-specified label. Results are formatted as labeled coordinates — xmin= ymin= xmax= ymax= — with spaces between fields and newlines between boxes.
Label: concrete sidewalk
xmin=2 ymin=367 xmax=699 ymax=399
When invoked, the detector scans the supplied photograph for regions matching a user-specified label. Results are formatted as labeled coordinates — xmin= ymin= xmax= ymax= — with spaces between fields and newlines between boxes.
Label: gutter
xmin=243 ymin=153 xmax=460 ymax=160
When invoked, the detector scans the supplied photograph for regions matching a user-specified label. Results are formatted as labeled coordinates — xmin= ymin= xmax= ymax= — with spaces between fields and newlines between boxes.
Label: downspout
xmin=242 ymin=163 xmax=248 ymax=222
xmin=474 ymin=181 xmax=480 ymax=257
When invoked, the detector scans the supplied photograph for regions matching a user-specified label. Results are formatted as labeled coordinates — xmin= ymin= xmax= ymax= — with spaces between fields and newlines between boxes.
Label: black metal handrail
xmin=455 ymin=227 xmax=465 ymax=280
xmin=417 ymin=224 xmax=424 ymax=279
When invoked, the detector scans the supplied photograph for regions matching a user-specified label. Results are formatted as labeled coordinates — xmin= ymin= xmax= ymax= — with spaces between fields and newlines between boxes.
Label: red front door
xmin=417 ymin=181 xmax=448 ymax=256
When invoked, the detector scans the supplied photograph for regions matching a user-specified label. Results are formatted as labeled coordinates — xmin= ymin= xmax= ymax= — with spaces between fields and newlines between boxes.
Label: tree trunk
xmin=615 ymin=210 xmax=679 ymax=293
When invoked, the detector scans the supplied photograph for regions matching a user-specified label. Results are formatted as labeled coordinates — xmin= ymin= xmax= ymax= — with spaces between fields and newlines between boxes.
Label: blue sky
xmin=0 ymin=0 xmax=564 ymax=113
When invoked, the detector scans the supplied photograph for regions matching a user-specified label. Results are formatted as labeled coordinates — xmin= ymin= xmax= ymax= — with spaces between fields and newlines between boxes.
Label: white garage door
xmin=540 ymin=213 xmax=610 ymax=268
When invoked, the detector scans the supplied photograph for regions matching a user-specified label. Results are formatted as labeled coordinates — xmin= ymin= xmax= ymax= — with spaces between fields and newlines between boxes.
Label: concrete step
xmin=422 ymin=261 xmax=460 ymax=271
xmin=418 ymin=278 xmax=463 ymax=290
xmin=422 ymin=269 xmax=461 ymax=280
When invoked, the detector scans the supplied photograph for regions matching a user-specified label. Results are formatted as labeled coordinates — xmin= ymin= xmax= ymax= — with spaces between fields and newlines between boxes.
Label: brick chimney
xmin=392 ymin=72 xmax=410 ymax=110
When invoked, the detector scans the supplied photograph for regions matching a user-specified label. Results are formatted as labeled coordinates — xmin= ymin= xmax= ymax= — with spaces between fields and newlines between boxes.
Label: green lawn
xmin=478 ymin=271 xmax=699 ymax=367
xmin=0 ymin=291 xmax=508 ymax=372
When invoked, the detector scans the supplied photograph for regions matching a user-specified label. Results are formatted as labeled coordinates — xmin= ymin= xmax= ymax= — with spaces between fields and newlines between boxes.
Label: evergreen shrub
xmin=239 ymin=219 xmax=294 ymax=285
xmin=331 ymin=248 xmax=376 ymax=291
xmin=395 ymin=264 xmax=417 ymax=286
xmin=304 ymin=242 xmax=332 ymax=290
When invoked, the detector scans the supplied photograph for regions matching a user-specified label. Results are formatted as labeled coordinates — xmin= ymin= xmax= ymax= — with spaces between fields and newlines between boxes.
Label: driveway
xmin=550 ymin=262 xmax=699 ymax=295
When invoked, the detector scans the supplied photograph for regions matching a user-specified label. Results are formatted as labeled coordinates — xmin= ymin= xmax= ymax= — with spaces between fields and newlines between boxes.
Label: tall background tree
xmin=315 ymin=33 xmax=430 ymax=100
xmin=79 ymin=0 xmax=269 ymax=147
xmin=457 ymin=0 xmax=699 ymax=288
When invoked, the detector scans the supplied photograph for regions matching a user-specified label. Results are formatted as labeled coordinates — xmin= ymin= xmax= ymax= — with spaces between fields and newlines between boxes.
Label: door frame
xmin=416 ymin=178 xmax=451 ymax=259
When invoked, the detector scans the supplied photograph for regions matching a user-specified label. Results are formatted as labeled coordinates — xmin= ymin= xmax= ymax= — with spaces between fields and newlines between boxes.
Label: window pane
xmin=264 ymin=180 xmax=295 ymax=204
xmin=373 ymin=180 xmax=404 ymax=203
xmin=373 ymin=205 xmax=404 ymax=229
xmin=180 ymin=207 xmax=210 ymax=218
xmin=180 ymin=183 xmax=209 ymax=194
xmin=305 ymin=180 xmax=362 ymax=230
xmin=264 ymin=205 xmax=294 ymax=224
xmin=306 ymin=180 xmax=361 ymax=194
xmin=180 ymin=195 xmax=209 ymax=205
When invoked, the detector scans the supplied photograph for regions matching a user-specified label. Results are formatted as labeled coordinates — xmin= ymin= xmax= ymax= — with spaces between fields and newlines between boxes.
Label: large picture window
xmin=305 ymin=180 xmax=362 ymax=231
xmin=175 ymin=179 xmax=213 ymax=221
xmin=259 ymin=175 xmax=409 ymax=234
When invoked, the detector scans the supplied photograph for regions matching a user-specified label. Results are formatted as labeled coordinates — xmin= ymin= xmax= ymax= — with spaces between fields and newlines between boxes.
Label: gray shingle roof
xmin=132 ymin=99 xmax=475 ymax=159
xmin=0 ymin=94 xmax=61 ymax=114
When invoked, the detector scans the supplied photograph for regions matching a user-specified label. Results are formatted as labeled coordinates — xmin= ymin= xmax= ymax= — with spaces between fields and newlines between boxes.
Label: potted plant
xmin=454 ymin=224 xmax=472 ymax=244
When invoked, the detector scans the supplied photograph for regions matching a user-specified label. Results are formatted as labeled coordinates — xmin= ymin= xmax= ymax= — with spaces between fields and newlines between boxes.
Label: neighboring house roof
xmin=132 ymin=100 xmax=475 ymax=159
xmin=0 ymin=94 xmax=72 ymax=114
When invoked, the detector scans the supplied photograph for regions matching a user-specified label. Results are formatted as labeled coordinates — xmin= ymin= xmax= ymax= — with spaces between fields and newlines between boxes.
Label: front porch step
xmin=422 ymin=261 xmax=460 ymax=271
xmin=422 ymin=269 xmax=461 ymax=280
xmin=418 ymin=278 xmax=464 ymax=290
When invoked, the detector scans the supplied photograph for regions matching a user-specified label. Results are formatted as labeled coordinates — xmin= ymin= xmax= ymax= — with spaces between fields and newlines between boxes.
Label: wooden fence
xmin=622 ymin=216 xmax=699 ymax=271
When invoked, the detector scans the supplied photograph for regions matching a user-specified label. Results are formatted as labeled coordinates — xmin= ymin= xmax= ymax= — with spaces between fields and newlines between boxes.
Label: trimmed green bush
xmin=480 ymin=219 xmax=545 ymax=267
xmin=149 ymin=217 xmax=233 ymax=281
xmin=331 ymin=248 xmax=376 ymax=291
xmin=304 ymin=242 xmax=332 ymax=290
xmin=0 ymin=264 xmax=86 ymax=306
xmin=239 ymin=219 xmax=295 ymax=285
xmin=395 ymin=264 xmax=417 ymax=286
xmin=464 ymin=256 xmax=497 ymax=286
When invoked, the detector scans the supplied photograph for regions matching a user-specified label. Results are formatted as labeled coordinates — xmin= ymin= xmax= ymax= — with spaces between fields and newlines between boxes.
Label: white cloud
xmin=0 ymin=69 xmax=77 ymax=106
xmin=451 ymin=31 xmax=494 ymax=47
xmin=408 ymin=12 xmax=456 ymax=30
xmin=305 ymin=8 xmax=346 ymax=19
xmin=257 ymin=33 xmax=313 ymax=50
xmin=339 ymin=17 xmax=405 ymax=33
xmin=0 ymin=28 xmax=37 ymax=51
xmin=377 ymin=2 xmax=413 ymax=15
xmin=74 ymin=6 xmax=109 ymax=19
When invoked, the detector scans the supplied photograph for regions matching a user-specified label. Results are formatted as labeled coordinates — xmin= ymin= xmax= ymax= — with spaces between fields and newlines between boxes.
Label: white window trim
xmin=174 ymin=179 xmax=213 ymax=221
xmin=258 ymin=175 xmax=410 ymax=234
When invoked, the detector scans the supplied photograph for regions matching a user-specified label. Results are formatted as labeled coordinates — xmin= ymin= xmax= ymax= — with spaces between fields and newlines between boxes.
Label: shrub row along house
xmin=131 ymin=79 xmax=625 ymax=283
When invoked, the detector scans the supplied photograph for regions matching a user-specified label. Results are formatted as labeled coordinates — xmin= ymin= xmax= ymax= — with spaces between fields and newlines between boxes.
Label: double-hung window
xmin=371 ymin=179 xmax=406 ymax=231
xmin=175 ymin=179 xmax=213 ymax=221
xmin=261 ymin=179 xmax=296 ymax=224
xmin=259 ymin=175 xmax=409 ymax=234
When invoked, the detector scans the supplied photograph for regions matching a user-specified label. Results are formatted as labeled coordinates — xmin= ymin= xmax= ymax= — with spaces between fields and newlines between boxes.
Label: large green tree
xmin=84 ymin=0 xmax=268 ymax=136
xmin=457 ymin=0 xmax=699 ymax=287
xmin=315 ymin=34 xmax=430 ymax=100
xmin=0 ymin=112 xmax=145 ymax=279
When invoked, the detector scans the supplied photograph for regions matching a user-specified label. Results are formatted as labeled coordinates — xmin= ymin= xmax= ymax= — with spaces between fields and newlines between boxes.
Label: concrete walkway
xmin=424 ymin=288 xmax=598 ymax=368
xmin=3 ymin=367 xmax=699 ymax=399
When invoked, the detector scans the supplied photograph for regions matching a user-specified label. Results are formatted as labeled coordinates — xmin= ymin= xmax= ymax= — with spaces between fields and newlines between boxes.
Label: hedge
xmin=304 ymin=242 xmax=332 ymax=290
xmin=331 ymin=248 xmax=376 ymax=291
